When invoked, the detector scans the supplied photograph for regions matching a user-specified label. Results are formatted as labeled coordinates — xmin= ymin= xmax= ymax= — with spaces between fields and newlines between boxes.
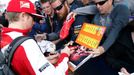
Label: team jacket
xmin=1 ymin=27 xmax=69 ymax=75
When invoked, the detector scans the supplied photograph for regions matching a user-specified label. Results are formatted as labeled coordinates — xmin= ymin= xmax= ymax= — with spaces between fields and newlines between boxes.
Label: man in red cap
xmin=1 ymin=0 xmax=73 ymax=75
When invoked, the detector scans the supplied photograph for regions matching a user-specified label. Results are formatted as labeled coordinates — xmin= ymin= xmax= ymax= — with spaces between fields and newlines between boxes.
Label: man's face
xmin=21 ymin=13 xmax=35 ymax=30
xmin=51 ymin=0 xmax=68 ymax=20
xmin=42 ymin=2 xmax=53 ymax=15
xmin=94 ymin=0 xmax=112 ymax=14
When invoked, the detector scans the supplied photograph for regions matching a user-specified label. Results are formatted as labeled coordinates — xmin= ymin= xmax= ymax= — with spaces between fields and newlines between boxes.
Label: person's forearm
xmin=73 ymin=5 xmax=98 ymax=15
xmin=52 ymin=39 xmax=61 ymax=44
xmin=55 ymin=53 xmax=69 ymax=75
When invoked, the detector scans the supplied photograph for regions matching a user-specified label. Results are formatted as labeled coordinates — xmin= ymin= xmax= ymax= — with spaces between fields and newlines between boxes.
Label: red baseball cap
xmin=7 ymin=0 xmax=44 ymax=18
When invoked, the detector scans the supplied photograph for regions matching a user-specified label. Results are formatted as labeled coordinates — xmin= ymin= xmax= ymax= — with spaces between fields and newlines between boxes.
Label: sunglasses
xmin=95 ymin=0 xmax=108 ymax=6
xmin=54 ymin=4 xmax=63 ymax=11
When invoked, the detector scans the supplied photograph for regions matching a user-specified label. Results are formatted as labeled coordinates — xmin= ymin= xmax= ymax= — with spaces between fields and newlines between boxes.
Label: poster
xmin=76 ymin=23 xmax=106 ymax=49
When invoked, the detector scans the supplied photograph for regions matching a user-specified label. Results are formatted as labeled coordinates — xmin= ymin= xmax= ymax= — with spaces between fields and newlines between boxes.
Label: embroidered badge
xmin=39 ymin=62 xmax=50 ymax=72
xmin=20 ymin=1 xmax=30 ymax=9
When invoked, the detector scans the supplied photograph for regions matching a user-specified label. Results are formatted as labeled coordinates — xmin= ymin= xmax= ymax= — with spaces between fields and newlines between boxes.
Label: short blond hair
xmin=6 ymin=12 xmax=20 ymax=22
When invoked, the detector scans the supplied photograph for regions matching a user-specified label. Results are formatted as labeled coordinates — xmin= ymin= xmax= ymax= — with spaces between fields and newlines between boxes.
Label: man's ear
xmin=19 ymin=12 xmax=29 ymax=22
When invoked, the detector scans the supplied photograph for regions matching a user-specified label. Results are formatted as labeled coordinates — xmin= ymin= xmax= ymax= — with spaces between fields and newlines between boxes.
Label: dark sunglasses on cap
xmin=54 ymin=4 xmax=63 ymax=11
xmin=95 ymin=0 xmax=108 ymax=6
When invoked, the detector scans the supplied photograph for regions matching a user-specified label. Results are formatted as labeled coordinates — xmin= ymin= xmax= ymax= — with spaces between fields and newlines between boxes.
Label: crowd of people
xmin=0 ymin=0 xmax=134 ymax=75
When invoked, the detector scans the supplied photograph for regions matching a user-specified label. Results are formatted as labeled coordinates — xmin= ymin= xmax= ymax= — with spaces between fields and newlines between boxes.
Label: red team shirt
xmin=1 ymin=27 xmax=69 ymax=75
